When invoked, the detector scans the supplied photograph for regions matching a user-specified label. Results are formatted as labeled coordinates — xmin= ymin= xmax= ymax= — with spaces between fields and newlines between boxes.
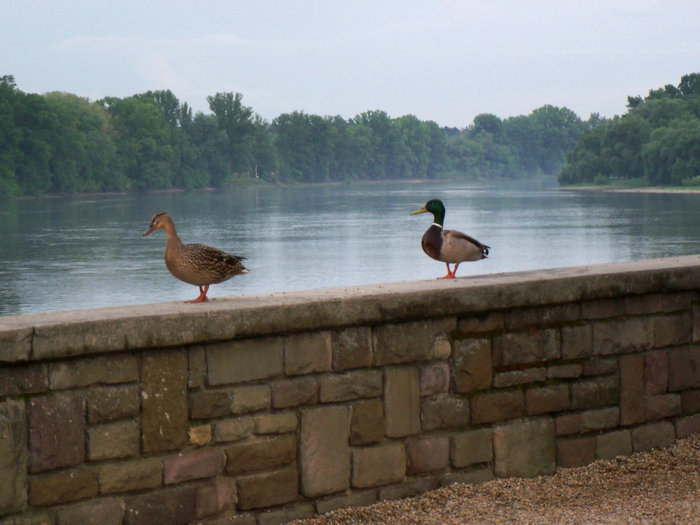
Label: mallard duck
xmin=411 ymin=199 xmax=489 ymax=279
xmin=143 ymin=211 xmax=249 ymax=303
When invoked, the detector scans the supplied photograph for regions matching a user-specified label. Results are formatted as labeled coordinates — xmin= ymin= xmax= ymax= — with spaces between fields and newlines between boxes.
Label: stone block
xmin=557 ymin=436 xmax=596 ymax=468
xmin=494 ymin=329 xmax=560 ymax=366
xmin=378 ymin=477 xmax=439 ymax=502
xmin=561 ymin=324 xmax=593 ymax=359
xmin=190 ymin=390 xmax=232 ymax=419
xmin=440 ymin=468 xmax=494 ymax=486
xmin=592 ymin=318 xmax=653 ymax=355
xmin=450 ymin=428 xmax=493 ymax=468
xmin=0 ymin=399 xmax=27 ymax=513
xmin=453 ymin=338 xmax=492 ymax=393
xmin=421 ymin=395 xmax=469 ymax=431
xmin=644 ymin=351 xmax=669 ymax=395
xmin=48 ymin=354 xmax=138 ymax=389
xmin=620 ymin=354 xmax=644 ymax=425
xmin=142 ymin=350 xmax=188 ymax=454
xmin=695 ymin=304 xmax=700 ymax=343
xmin=681 ymin=389 xmax=700 ymax=414
xmin=596 ymin=430 xmax=632 ymax=460
xmin=653 ymin=312 xmax=691 ymax=348
xmin=214 ymin=418 xmax=254 ymax=443
xmin=164 ymin=449 xmax=225 ymax=484
xmin=419 ymin=362 xmax=450 ymax=396
xmin=505 ymin=306 xmax=543 ymax=330
xmin=87 ymin=384 xmax=140 ymax=423
xmin=580 ymin=407 xmax=619 ymax=432
xmin=253 ymin=411 xmax=298 ymax=434
xmin=581 ymin=298 xmax=623 ymax=320
xmin=546 ymin=364 xmax=582 ymax=379
xmin=319 ymin=370 xmax=382 ymax=402
xmin=555 ymin=413 xmax=580 ymax=436
xmin=644 ymin=394 xmax=681 ymax=421
xmin=432 ymin=337 xmax=452 ymax=360
xmin=315 ymin=490 xmax=378 ymax=516
xmin=675 ymin=413 xmax=700 ymax=438
xmin=206 ymin=337 xmax=284 ymax=386
xmin=194 ymin=477 xmax=237 ymax=520
xmin=299 ymin=405 xmax=351 ymax=497
xmin=189 ymin=424 xmax=212 ymax=446
xmin=525 ymin=384 xmax=570 ymax=416
xmin=231 ymin=384 xmax=270 ymax=414
xmin=285 ymin=331 xmax=332 ymax=375
xmin=0 ymin=327 xmax=31 ymax=363
xmin=271 ymin=376 xmax=318 ymax=409
xmin=257 ymin=503 xmax=316 ymax=525
xmin=236 ymin=468 xmax=299 ymax=510
xmin=668 ymin=346 xmax=700 ymax=391
xmin=625 ymin=292 xmax=691 ymax=316
xmin=493 ymin=417 xmax=556 ymax=478
xmin=224 ymin=435 xmax=296 ymax=474
xmin=458 ymin=311 xmax=504 ymax=333
xmin=384 ymin=366 xmax=420 ymax=437
xmin=29 ymin=391 xmax=85 ymax=473
xmin=99 ymin=458 xmax=163 ymax=494
xmin=88 ymin=420 xmax=140 ymax=461
xmin=631 ymin=421 xmax=675 ymax=452
xmin=543 ymin=303 xmax=581 ymax=324
xmin=471 ymin=390 xmax=524 ymax=424
xmin=494 ymin=368 xmax=546 ymax=388
xmin=56 ymin=498 xmax=124 ymax=525
xmin=373 ymin=320 xmax=434 ymax=366
xmin=124 ymin=486 xmax=197 ymax=525
xmin=406 ymin=435 xmax=449 ymax=474
xmin=188 ymin=345 xmax=206 ymax=389
xmin=570 ymin=376 xmax=618 ymax=410
xmin=0 ymin=363 xmax=47 ymax=396
xmin=352 ymin=443 xmax=405 ymax=488
xmin=351 ymin=399 xmax=385 ymax=445
xmin=29 ymin=468 xmax=98 ymax=506
xmin=583 ymin=357 xmax=618 ymax=376
xmin=332 ymin=326 xmax=373 ymax=371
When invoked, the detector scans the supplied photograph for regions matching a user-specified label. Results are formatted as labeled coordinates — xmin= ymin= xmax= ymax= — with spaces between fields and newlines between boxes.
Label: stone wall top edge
xmin=1 ymin=255 xmax=698 ymax=362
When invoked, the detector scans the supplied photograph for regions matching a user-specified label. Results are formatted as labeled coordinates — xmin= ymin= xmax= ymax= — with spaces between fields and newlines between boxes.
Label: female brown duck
xmin=143 ymin=212 xmax=249 ymax=303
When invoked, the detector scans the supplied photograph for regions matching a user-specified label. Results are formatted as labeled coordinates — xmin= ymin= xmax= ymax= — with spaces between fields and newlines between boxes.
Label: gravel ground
xmin=294 ymin=434 xmax=699 ymax=525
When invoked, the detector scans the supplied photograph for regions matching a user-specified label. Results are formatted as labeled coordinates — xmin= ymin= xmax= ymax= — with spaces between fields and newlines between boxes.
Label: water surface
xmin=1 ymin=181 xmax=699 ymax=316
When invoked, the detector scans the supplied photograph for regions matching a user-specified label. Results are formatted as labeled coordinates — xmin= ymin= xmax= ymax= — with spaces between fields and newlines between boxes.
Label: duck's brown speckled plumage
xmin=143 ymin=211 xmax=248 ymax=302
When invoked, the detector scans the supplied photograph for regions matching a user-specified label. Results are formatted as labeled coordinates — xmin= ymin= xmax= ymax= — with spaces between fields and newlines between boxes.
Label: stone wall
xmin=1 ymin=256 xmax=699 ymax=525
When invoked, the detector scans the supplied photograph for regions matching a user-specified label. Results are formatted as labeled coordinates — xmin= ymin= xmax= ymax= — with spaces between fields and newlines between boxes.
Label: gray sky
xmin=2 ymin=0 xmax=699 ymax=128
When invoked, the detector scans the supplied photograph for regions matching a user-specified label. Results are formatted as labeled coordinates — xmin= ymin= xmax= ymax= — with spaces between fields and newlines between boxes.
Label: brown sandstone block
xmin=561 ymin=324 xmax=593 ymax=359
xmin=631 ymin=421 xmax=675 ymax=451
xmin=257 ymin=503 xmax=316 ymax=525
xmin=271 ymin=376 xmax=318 ymax=408
xmin=557 ymin=436 xmax=596 ymax=467
xmin=580 ymin=407 xmax=619 ymax=432
xmin=99 ymin=458 xmax=162 ymax=494
xmin=653 ymin=312 xmax=691 ymax=348
xmin=581 ymin=299 xmax=623 ymax=320
xmin=206 ymin=337 xmax=284 ymax=386
xmin=253 ymin=411 xmax=298 ymax=434
xmin=373 ymin=320 xmax=434 ymax=366
xmin=315 ymin=490 xmax=378 ymax=516
xmin=189 ymin=424 xmax=212 ymax=446
xmin=494 ymin=417 xmax=555 ymax=478
xmin=525 ymin=384 xmax=570 ymax=415
xmin=421 ymin=395 xmax=469 ymax=431
xmin=546 ymin=364 xmax=583 ymax=379
xmin=56 ymin=498 xmax=124 ymax=525
xmin=681 ymin=389 xmax=700 ymax=413
xmin=164 ymin=449 xmax=225 ymax=484
xmin=440 ymin=468 xmax=494 ymax=486
xmin=592 ymin=318 xmax=653 ymax=355
xmin=644 ymin=351 xmax=669 ymax=395
xmin=29 ymin=390 xmax=85 ymax=473
xmin=494 ymin=368 xmax=546 ymax=388
xmin=471 ymin=390 xmax=524 ymax=424
xmin=87 ymin=384 xmax=140 ymax=423
xmin=620 ymin=354 xmax=644 ymax=425
xmin=29 ymin=467 xmax=98 ymax=505
xmin=644 ymin=394 xmax=681 ymax=421
xmin=88 ymin=420 xmax=140 ymax=461
xmin=332 ymin=326 xmax=373 ymax=370
xmin=214 ymin=418 xmax=254 ymax=443
xmin=625 ymin=292 xmax=692 ymax=316
xmin=236 ymin=468 xmax=299 ymax=510
xmin=384 ymin=366 xmax=420 ymax=437
xmin=458 ymin=311 xmax=504 ymax=333
xmin=583 ymin=357 xmax=618 ymax=376
xmin=419 ymin=361 xmax=450 ymax=396
xmin=194 ymin=477 xmax=237 ymax=520
xmin=450 ymin=428 xmax=492 ymax=468
xmin=187 ymin=345 xmax=206 ymax=389
xmin=0 ymin=399 xmax=27 ymax=513
xmin=494 ymin=329 xmax=560 ymax=366
xmin=668 ymin=346 xmax=700 ymax=391
xmin=351 ymin=399 xmax=384 ymax=445
xmin=0 ymin=363 xmax=48 ymax=396
xmin=555 ymin=413 xmax=581 ymax=436
xmin=231 ymin=384 xmax=271 ymax=414
xmin=285 ymin=331 xmax=332 ymax=375
xmin=596 ymin=430 xmax=632 ymax=459
xmin=49 ymin=354 xmax=138 ymax=389
xmin=453 ymin=338 xmax=492 ymax=393
xmin=124 ymin=486 xmax=197 ymax=525
xmin=190 ymin=390 xmax=232 ymax=419
xmin=351 ymin=443 xmax=405 ymax=488
xmin=142 ymin=350 xmax=188 ymax=453
xmin=570 ymin=375 xmax=618 ymax=410
xmin=224 ymin=435 xmax=296 ymax=474
xmin=299 ymin=405 xmax=351 ymax=497
xmin=319 ymin=370 xmax=382 ymax=402
xmin=378 ymin=477 xmax=439 ymax=502
xmin=675 ymin=413 xmax=700 ymax=438
xmin=406 ymin=435 xmax=449 ymax=474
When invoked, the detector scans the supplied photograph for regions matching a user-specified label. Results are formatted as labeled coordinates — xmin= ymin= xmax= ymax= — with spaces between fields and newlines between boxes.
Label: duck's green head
xmin=411 ymin=199 xmax=446 ymax=225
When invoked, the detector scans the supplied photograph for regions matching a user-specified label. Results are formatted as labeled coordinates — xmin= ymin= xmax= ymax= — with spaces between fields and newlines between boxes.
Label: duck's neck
xmin=431 ymin=208 xmax=445 ymax=227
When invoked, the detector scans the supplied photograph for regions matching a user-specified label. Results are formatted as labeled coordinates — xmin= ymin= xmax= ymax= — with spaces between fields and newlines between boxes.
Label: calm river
xmin=1 ymin=180 xmax=699 ymax=316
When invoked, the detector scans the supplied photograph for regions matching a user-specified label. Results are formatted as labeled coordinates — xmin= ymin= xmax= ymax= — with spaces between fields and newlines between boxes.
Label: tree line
xmin=558 ymin=73 xmax=700 ymax=186
xmin=0 ymin=74 xmax=584 ymax=198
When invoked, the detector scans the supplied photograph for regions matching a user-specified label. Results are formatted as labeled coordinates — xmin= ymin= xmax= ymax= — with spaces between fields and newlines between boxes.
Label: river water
xmin=1 ymin=180 xmax=699 ymax=316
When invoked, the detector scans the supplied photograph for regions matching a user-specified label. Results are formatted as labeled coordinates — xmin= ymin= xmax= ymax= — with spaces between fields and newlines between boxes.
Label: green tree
xmin=207 ymin=92 xmax=255 ymax=177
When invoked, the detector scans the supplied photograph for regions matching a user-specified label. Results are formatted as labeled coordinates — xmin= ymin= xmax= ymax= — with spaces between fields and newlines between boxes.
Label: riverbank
xmin=559 ymin=185 xmax=700 ymax=194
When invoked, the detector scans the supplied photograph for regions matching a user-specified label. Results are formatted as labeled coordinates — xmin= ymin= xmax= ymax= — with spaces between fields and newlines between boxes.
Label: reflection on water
xmin=1 ymin=181 xmax=699 ymax=315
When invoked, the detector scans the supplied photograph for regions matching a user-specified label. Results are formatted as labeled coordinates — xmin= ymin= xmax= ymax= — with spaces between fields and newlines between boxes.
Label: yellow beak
xmin=411 ymin=206 xmax=428 ymax=215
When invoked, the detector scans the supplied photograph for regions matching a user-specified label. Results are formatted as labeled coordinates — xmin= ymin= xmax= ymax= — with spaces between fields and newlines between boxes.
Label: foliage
xmin=0 ymin=76 xmax=588 ymax=197
xmin=559 ymin=73 xmax=700 ymax=186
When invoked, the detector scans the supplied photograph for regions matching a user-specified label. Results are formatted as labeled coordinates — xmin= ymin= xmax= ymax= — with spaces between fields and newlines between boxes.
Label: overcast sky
xmin=3 ymin=1 xmax=699 ymax=128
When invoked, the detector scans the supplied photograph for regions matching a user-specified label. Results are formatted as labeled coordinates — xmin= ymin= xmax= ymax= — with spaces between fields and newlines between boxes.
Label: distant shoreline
xmin=558 ymin=185 xmax=700 ymax=195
